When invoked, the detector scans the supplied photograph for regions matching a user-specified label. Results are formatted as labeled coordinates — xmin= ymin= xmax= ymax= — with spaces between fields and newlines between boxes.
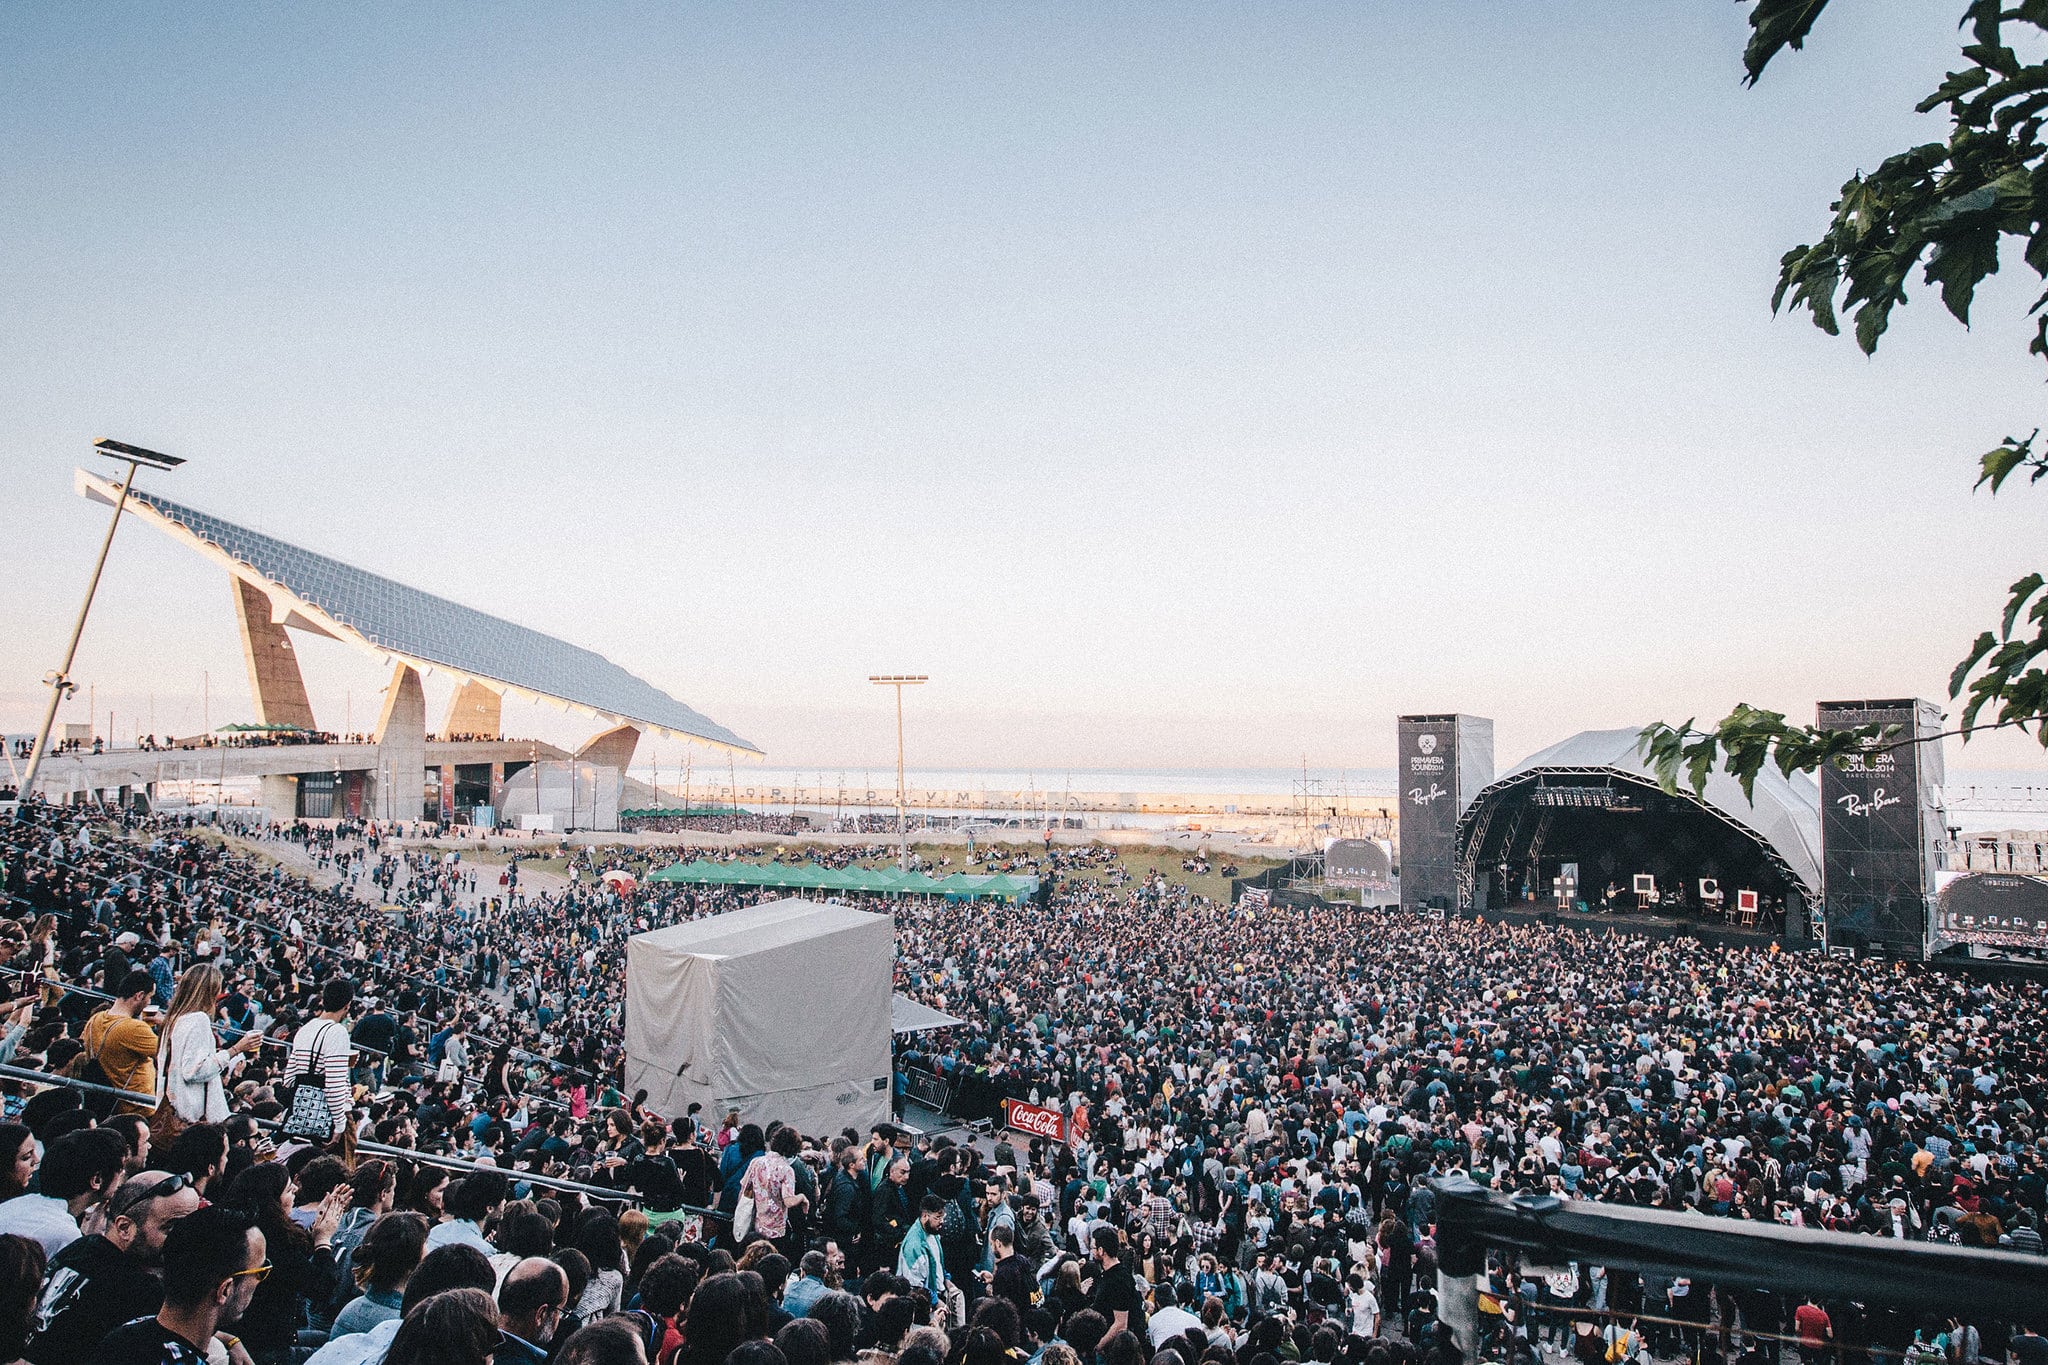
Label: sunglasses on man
xmin=108 ymin=1172 xmax=189 ymax=1221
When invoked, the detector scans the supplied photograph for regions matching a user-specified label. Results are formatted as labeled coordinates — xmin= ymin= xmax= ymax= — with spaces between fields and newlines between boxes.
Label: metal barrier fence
xmin=900 ymin=1066 xmax=954 ymax=1114
xmin=0 ymin=1062 xmax=155 ymax=1106
xmin=1432 ymin=1176 xmax=2048 ymax=1360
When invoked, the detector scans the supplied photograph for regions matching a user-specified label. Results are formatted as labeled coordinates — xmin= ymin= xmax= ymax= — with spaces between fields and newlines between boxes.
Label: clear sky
xmin=4 ymin=3 xmax=2044 ymax=776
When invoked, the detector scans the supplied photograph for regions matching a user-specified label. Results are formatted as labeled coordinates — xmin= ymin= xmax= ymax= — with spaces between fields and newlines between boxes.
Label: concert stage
xmin=1466 ymin=903 xmax=1788 ymax=951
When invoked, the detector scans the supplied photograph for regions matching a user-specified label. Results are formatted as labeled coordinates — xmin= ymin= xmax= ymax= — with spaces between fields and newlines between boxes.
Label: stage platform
xmin=1464 ymin=903 xmax=1791 ymax=951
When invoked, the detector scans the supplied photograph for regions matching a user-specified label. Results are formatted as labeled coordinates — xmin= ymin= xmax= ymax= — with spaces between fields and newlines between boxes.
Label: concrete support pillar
xmin=576 ymin=724 xmax=640 ymax=772
xmin=374 ymin=664 xmax=426 ymax=824
xmin=576 ymin=725 xmax=638 ymax=832
xmin=442 ymin=679 xmax=502 ymax=739
xmin=260 ymin=774 xmax=298 ymax=822
xmin=232 ymin=577 xmax=318 ymax=729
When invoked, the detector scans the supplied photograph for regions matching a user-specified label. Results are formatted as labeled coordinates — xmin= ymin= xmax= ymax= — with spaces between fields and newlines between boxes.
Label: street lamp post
xmin=20 ymin=440 xmax=185 ymax=803
xmin=868 ymin=675 xmax=927 ymax=871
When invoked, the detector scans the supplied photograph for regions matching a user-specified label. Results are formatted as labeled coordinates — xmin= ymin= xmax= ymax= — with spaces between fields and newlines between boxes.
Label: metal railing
xmin=0 ymin=1061 xmax=155 ymax=1106
xmin=0 ymin=1062 xmax=725 ymax=1219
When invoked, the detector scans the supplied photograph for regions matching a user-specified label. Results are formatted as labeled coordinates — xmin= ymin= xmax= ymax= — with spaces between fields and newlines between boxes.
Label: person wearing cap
xmin=100 ymin=936 xmax=139 ymax=997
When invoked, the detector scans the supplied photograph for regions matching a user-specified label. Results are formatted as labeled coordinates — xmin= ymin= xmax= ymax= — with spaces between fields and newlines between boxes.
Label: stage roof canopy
xmin=1469 ymin=726 xmax=1822 ymax=897
xmin=79 ymin=469 xmax=758 ymax=754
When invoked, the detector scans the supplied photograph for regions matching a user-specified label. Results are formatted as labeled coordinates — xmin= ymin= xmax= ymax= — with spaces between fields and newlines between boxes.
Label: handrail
xmin=0 ymin=1063 xmax=725 ymax=1217
xmin=343 ymin=1134 xmax=729 ymax=1217
xmin=0 ymin=1061 xmax=157 ymax=1106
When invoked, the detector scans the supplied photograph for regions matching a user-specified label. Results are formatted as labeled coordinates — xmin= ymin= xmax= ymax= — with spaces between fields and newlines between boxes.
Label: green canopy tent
xmin=933 ymin=872 xmax=1037 ymax=901
xmin=872 ymin=867 xmax=946 ymax=895
xmin=647 ymin=860 xmax=1022 ymax=898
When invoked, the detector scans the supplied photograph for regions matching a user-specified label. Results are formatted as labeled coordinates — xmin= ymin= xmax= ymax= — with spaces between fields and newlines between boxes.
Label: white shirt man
xmin=1147 ymin=1283 xmax=1203 ymax=1348
xmin=1348 ymin=1275 xmax=1381 ymax=1339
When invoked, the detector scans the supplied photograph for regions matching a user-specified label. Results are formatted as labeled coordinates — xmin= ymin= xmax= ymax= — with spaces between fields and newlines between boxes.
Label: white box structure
xmin=625 ymin=900 xmax=894 ymax=1138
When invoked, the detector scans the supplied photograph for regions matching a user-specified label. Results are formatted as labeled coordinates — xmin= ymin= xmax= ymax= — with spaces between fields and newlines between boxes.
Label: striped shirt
xmin=290 ymin=1017 xmax=354 ymax=1127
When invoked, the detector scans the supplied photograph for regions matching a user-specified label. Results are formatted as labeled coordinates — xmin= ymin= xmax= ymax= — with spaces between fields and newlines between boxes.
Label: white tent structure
xmin=625 ymin=900 xmax=894 ymax=1138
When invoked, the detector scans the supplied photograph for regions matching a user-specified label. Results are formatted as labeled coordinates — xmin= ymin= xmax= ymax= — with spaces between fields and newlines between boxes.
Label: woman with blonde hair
xmin=26 ymin=917 xmax=56 ymax=971
xmin=158 ymin=961 xmax=262 ymax=1127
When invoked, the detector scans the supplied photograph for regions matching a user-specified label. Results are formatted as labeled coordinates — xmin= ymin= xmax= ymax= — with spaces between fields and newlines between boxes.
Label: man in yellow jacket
xmin=80 ymin=970 xmax=160 ymax=1115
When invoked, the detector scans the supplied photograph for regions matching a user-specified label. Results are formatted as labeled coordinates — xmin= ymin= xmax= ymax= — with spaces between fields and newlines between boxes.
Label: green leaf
xmin=1774 ymin=245 xmax=1842 ymax=335
xmin=2005 ymin=572 xmax=2046 ymax=636
xmin=1976 ymin=431 xmax=2041 ymax=492
xmin=1918 ymin=67 xmax=1991 ymax=114
xmin=1963 ymin=0 xmax=2002 ymax=47
xmin=1742 ymin=0 xmax=1832 ymax=85
xmin=1962 ymin=43 xmax=2023 ymax=79
xmin=1924 ymin=223 xmax=2003 ymax=323
xmin=1952 ymin=631 xmax=1999 ymax=696
xmin=1854 ymin=291 xmax=1899 ymax=354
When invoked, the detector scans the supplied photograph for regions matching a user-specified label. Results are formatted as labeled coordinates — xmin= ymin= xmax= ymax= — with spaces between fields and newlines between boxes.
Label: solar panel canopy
xmin=78 ymin=469 xmax=760 ymax=754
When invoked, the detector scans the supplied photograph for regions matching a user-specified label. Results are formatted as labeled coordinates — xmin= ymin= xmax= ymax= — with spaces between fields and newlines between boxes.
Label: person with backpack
xmin=1603 ymin=1317 xmax=1647 ymax=1365
xmin=928 ymin=1152 xmax=983 ymax=1311
xmin=76 ymin=971 xmax=160 ymax=1117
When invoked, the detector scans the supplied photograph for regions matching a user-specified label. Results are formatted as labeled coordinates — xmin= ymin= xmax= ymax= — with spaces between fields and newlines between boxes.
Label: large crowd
xmin=0 ymin=798 xmax=2040 ymax=1365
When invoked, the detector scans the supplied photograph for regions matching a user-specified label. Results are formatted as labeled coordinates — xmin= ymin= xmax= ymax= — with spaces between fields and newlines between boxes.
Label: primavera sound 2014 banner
xmin=1818 ymin=699 xmax=1943 ymax=955
xmin=1398 ymin=715 xmax=1489 ymax=911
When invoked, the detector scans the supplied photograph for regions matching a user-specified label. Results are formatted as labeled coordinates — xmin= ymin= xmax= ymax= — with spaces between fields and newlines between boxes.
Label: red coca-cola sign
xmin=1002 ymin=1099 xmax=1067 ymax=1144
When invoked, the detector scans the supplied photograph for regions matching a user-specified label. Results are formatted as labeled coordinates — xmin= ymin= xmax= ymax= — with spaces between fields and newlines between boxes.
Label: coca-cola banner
xmin=1001 ymin=1098 xmax=1067 ymax=1144
xmin=1397 ymin=714 xmax=1493 ymax=913
xmin=1818 ymin=698 xmax=1944 ymax=958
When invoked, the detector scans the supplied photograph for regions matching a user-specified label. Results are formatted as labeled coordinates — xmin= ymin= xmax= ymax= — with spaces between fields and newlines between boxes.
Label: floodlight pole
xmin=22 ymin=443 xmax=183 ymax=802
xmin=869 ymin=675 xmax=927 ymax=870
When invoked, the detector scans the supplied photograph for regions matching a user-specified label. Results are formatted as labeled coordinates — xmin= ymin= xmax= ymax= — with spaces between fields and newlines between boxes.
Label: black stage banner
xmin=1818 ymin=699 xmax=1943 ymax=958
xmin=1398 ymin=714 xmax=1492 ymax=913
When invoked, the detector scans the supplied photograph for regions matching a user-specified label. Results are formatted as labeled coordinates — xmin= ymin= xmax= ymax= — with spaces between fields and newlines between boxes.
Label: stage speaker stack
xmin=1397 ymin=714 xmax=1494 ymax=915
xmin=1817 ymin=698 xmax=1945 ymax=960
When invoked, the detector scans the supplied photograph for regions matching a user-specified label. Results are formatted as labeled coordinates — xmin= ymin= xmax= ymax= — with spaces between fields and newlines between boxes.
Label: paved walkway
xmin=220 ymin=830 xmax=572 ymax=908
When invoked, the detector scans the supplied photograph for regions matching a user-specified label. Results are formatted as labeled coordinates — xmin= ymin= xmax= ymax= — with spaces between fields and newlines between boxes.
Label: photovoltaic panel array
xmin=117 ymin=483 xmax=761 ymax=753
